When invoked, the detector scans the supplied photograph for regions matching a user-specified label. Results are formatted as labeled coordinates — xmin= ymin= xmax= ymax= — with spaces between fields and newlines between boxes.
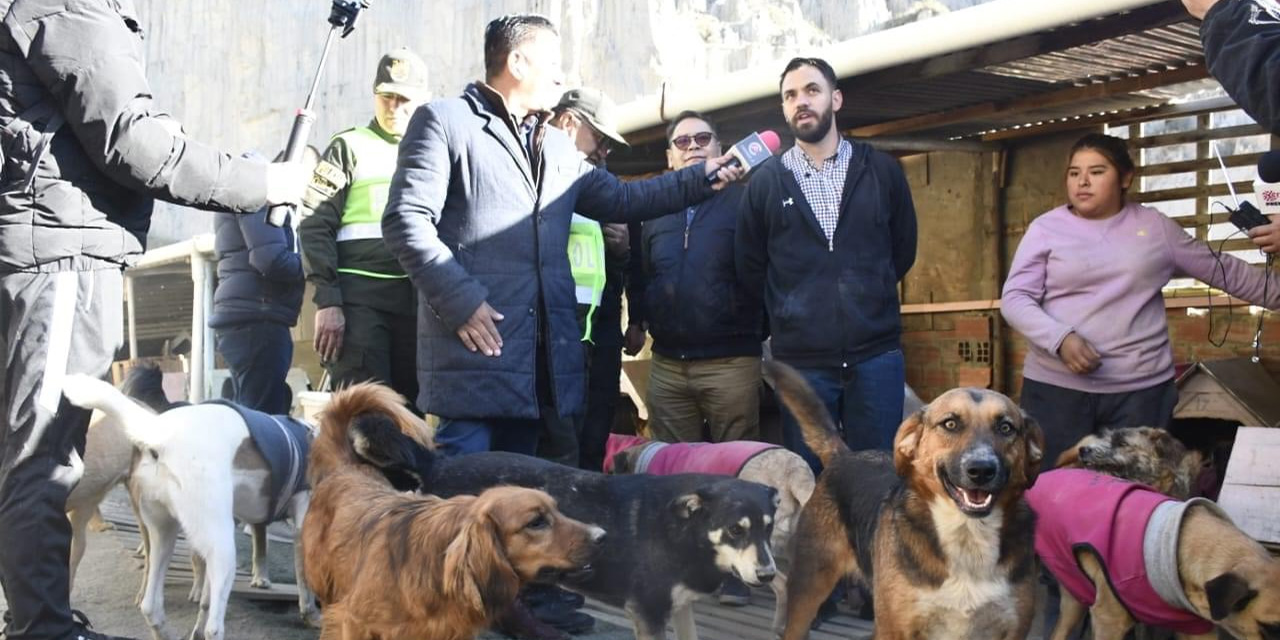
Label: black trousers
xmin=1019 ymin=376 xmax=1178 ymax=465
xmin=577 ymin=291 xmax=623 ymax=472
xmin=216 ymin=322 xmax=293 ymax=414
xmin=325 ymin=303 xmax=417 ymax=404
xmin=0 ymin=270 xmax=122 ymax=640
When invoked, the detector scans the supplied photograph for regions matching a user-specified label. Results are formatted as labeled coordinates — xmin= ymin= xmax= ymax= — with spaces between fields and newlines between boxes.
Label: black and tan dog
xmin=770 ymin=361 xmax=1044 ymax=640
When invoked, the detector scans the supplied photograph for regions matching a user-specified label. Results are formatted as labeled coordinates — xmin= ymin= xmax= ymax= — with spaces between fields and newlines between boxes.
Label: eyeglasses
xmin=671 ymin=132 xmax=715 ymax=151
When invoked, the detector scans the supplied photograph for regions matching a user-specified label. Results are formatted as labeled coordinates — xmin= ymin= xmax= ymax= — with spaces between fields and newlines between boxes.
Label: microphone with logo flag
xmin=707 ymin=130 xmax=782 ymax=184
xmin=1252 ymin=150 xmax=1280 ymax=221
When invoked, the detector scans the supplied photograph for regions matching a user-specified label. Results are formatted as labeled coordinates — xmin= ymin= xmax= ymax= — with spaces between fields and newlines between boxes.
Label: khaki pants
xmin=646 ymin=353 xmax=761 ymax=443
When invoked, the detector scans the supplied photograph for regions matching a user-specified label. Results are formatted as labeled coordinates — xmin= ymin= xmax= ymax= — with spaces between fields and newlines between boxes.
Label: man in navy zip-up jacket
xmin=210 ymin=148 xmax=318 ymax=414
xmin=633 ymin=111 xmax=764 ymax=445
xmin=737 ymin=57 xmax=917 ymax=472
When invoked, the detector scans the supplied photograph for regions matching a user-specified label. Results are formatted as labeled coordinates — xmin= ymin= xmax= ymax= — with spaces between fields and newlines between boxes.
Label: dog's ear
xmin=1021 ymin=412 xmax=1046 ymax=485
xmin=1206 ymin=571 xmax=1259 ymax=621
xmin=442 ymin=508 xmax=519 ymax=617
xmin=671 ymin=492 xmax=703 ymax=519
xmin=893 ymin=409 xmax=925 ymax=477
xmin=1054 ymin=440 xmax=1082 ymax=469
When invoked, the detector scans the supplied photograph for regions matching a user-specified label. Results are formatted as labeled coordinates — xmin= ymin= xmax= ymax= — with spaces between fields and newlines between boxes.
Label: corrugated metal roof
xmin=608 ymin=5 xmax=1218 ymax=174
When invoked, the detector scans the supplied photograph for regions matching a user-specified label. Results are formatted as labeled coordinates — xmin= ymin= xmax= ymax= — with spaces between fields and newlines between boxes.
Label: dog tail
xmin=310 ymin=383 xmax=432 ymax=485
xmin=62 ymin=374 xmax=169 ymax=447
xmin=764 ymin=361 xmax=848 ymax=466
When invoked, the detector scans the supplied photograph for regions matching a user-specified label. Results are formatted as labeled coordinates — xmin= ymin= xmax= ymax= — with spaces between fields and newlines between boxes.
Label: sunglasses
xmin=671 ymin=132 xmax=715 ymax=151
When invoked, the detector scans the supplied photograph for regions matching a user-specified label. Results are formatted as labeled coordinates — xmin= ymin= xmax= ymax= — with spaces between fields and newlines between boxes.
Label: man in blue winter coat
xmin=210 ymin=148 xmax=320 ymax=414
xmin=381 ymin=14 xmax=743 ymax=458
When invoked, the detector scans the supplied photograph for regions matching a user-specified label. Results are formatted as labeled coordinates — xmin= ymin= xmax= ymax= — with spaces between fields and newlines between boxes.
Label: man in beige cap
xmin=300 ymin=48 xmax=429 ymax=400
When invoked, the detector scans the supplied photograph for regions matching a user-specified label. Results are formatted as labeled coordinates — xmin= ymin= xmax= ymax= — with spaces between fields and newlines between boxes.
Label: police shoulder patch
xmin=312 ymin=160 xmax=347 ymax=189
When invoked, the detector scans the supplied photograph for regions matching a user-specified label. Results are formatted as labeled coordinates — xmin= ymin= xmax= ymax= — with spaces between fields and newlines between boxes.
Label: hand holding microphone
xmin=705 ymin=130 xmax=782 ymax=187
xmin=1249 ymin=150 xmax=1280 ymax=253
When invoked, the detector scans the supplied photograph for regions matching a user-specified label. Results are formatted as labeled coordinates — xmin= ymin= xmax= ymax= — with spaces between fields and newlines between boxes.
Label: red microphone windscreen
xmin=759 ymin=130 xmax=782 ymax=154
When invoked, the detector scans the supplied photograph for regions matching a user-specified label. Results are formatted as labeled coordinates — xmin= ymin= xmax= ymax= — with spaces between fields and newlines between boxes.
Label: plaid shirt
xmin=781 ymin=139 xmax=852 ymax=249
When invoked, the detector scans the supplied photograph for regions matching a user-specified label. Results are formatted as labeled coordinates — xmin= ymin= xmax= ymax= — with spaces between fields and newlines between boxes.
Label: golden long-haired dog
xmin=302 ymin=384 xmax=605 ymax=640
xmin=1055 ymin=426 xmax=1203 ymax=499
xmin=772 ymin=361 xmax=1045 ymax=640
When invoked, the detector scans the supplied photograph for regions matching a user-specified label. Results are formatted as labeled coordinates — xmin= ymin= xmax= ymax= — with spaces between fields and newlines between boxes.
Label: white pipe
xmin=124 ymin=275 xmax=138 ymax=359
xmin=202 ymin=259 xmax=216 ymax=401
xmin=616 ymin=0 xmax=1168 ymax=134
xmin=189 ymin=249 xmax=206 ymax=403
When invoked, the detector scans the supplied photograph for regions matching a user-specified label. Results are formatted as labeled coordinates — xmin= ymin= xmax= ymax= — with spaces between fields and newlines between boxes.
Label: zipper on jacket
xmin=684 ymin=224 xmax=690 ymax=250
xmin=828 ymin=237 xmax=834 ymax=252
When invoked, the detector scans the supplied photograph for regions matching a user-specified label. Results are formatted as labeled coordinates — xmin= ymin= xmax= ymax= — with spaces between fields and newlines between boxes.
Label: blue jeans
xmin=435 ymin=418 xmax=544 ymax=457
xmin=777 ymin=350 xmax=905 ymax=474
xmin=215 ymin=323 xmax=294 ymax=414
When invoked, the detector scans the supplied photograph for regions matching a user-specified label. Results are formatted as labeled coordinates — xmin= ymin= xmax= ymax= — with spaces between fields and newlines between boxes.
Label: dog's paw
xmin=301 ymin=608 xmax=323 ymax=629
xmin=249 ymin=576 xmax=272 ymax=590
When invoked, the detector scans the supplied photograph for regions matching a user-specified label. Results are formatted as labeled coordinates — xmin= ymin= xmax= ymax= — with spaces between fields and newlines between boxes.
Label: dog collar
xmin=1144 ymin=497 xmax=1230 ymax=614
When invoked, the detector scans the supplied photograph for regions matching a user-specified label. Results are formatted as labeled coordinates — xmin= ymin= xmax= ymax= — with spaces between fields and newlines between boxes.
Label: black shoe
xmin=718 ymin=577 xmax=751 ymax=606
xmin=523 ymin=585 xmax=585 ymax=610
xmin=64 ymin=610 xmax=137 ymax=640
xmin=494 ymin=600 xmax=568 ymax=640
xmin=526 ymin=601 xmax=594 ymax=635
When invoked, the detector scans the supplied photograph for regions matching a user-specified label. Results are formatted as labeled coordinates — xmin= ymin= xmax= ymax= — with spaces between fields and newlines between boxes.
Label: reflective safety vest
xmin=335 ymin=127 xmax=405 ymax=280
xmin=568 ymin=213 xmax=607 ymax=341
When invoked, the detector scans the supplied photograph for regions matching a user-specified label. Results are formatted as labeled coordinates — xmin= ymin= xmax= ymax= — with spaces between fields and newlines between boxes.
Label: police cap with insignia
xmin=374 ymin=48 xmax=429 ymax=102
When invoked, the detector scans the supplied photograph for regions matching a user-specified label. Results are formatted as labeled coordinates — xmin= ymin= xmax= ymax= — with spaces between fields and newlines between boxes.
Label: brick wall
xmin=901 ymin=304 xmax=1280 ymax=403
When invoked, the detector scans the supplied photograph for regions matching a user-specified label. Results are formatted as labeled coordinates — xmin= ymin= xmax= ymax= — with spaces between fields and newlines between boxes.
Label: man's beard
xmin=789 ymin=106 xmax=834 ymax=144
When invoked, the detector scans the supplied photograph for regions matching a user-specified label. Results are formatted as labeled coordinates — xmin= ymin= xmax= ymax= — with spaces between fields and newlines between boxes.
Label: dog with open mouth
xmin=769 ymin=361 xmax=1045 ymax=640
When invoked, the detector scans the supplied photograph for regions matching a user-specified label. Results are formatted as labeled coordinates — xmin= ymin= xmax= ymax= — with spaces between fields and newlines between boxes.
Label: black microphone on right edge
xmin=707 ymin=130 xmax=782 ymax=184
xmin=1252 ymin=150 xmax=1280 ymax=224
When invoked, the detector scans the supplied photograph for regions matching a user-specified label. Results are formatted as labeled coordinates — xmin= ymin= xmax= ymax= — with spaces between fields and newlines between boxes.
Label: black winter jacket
xmin=634 ymin=184 xmax=762 ymax=359
xmin=209 ymin=207 xmax=304 ymax=329
xmin=0 ymin=0 xmax=266 ymax=273
xmin=736 ymin=140 xmax=917 ymax=368
xmin=1201 ymin=0 xmax=1280 ymax=133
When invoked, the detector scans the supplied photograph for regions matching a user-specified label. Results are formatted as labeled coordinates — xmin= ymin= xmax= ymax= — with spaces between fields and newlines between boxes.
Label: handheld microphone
xmin=707 ymin=130 xmax=781 ymax=184
xmin=1252 ymin=150 xmax=1280 ymax=220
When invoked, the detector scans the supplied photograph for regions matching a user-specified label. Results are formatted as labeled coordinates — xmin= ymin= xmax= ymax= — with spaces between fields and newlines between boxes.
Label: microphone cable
xmin=1203 ymin=200 xmax=1276 ymax=358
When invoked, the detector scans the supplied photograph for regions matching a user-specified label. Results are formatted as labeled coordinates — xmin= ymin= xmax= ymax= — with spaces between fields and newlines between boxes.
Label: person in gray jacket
xmin=0 ymin=2 xmax=306 ymax=639
xmin=381 ymin=14 xmax=742 ymax=459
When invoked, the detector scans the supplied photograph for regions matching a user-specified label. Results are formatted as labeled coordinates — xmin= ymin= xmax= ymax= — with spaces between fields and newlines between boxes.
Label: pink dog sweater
xmin=1026 ymin=469 xmax=1215 ymax=635
xmin=603 ymin=433 xmax=777 ymax=477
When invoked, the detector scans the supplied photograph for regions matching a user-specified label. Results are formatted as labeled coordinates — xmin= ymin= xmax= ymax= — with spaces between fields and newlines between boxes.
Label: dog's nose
xmin=756 ymin=566 xmax=776 ymax=583
xmin=589 ymin=526 xmax=606 ymax=544
xmin=964 ymin=459 xmax=998 ymax=485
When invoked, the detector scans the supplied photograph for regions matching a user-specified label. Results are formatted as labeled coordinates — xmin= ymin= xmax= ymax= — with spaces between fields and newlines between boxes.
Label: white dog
xmin=63 ymin=374 xmax=319 ymax=640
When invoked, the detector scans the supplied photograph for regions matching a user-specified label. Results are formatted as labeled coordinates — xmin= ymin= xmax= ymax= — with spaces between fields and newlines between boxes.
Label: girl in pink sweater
xmin=1001 ymin=133 xmax=1280 ymax=462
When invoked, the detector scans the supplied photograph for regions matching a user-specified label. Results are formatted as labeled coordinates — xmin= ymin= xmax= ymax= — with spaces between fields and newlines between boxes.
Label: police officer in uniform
xmin=548 ymin=88 xmax=642 ymax=473
xmin=300 ymin=48 xmax=428 ymax=401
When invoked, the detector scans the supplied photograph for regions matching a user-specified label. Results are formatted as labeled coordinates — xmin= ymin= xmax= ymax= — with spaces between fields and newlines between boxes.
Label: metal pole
xmin=189 ymin=251 xmax=206 ymax=403
xmin=124 ymin=274 xmax=138 ymax=359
